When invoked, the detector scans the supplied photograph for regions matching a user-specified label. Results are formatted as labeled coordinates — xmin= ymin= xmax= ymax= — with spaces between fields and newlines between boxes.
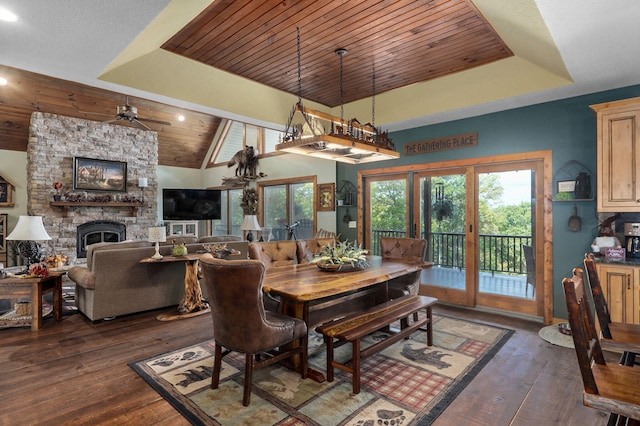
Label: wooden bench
xmin=316 ymin=294 xmax=438 ymax=394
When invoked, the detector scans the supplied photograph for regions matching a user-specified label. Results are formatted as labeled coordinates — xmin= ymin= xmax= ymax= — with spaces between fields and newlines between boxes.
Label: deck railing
xmin=371 ymin=230 xmax=532 ymax=275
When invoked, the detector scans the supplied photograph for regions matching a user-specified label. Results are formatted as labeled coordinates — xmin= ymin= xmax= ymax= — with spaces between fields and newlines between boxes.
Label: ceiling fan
xmin=84 ymin=96 xmax=172 ymax=130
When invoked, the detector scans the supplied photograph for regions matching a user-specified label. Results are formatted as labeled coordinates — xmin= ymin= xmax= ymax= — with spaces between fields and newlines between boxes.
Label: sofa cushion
xmin=160 ymin=236 xmax=199 ymax=246
xmin=86 ymin=240 xmax=150 ymax=269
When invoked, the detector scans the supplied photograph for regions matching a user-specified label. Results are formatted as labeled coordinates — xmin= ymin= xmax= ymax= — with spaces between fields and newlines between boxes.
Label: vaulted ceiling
xmin=1 ymin=1 xmax=640 ymax=168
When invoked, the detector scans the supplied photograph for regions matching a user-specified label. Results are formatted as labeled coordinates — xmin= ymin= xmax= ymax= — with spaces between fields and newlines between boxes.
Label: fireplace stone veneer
xmin=25 ymin=112 xmax=159 ymax=264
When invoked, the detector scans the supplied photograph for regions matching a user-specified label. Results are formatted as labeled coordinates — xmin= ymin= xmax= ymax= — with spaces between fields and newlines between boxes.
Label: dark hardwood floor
xmin=1 ymin=304 xmax=611 ymax=425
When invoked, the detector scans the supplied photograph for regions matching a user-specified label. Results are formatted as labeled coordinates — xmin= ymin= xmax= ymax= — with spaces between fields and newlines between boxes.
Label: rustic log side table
xmin=0 ymin=272 xmax=63 ymax=330
xmin=140 ymin=254 xmax=210 ymax=321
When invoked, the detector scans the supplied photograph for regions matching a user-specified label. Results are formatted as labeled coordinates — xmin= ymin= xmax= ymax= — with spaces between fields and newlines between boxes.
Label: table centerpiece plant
xmin=311 ymin=240 xmax=369 ymax=272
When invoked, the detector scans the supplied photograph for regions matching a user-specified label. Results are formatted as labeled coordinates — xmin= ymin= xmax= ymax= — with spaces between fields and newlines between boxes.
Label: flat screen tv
xmin=162 ymin=189 xmax=222 ymax=221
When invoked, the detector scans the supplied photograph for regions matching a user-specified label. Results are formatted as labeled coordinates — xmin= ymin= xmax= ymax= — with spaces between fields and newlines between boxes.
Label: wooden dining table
xmin=262 ymin=255 xmax=425 ymax=381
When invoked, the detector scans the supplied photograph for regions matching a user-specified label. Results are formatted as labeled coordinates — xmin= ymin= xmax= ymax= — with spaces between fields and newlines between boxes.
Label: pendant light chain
xmin=372 ymin=65 xmax=376 ymax=127
xmin=296 ymin=27 xmax=302 ymax=104
xmin=339 ymin=50 xmax=344 ymax=124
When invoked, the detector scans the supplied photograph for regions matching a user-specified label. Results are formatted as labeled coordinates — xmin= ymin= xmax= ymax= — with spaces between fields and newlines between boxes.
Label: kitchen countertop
xmin=592 ymin=253 xmax=640 ymax=266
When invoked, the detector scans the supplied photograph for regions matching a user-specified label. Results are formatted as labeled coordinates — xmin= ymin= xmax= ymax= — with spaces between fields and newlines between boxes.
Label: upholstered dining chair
xmin=563 ymin=267 xmax=640 ymax=424
xmin=584 ymin=253 xmax=640 ymax=364
xmin=380 ymin=237 xmax=427 ymax=327
xmin=199 ymin=254 xmax=308 ymax=406
xmin=380 ymin=237 xmax=427 ymax=298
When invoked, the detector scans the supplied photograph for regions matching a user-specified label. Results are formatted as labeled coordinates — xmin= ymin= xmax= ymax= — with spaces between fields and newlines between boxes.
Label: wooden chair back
xmin=563 ymin=267 xmax=605 ymax=395
xmin=583 ymin=253 xmax=613 ymax=338
xmin=522 ymin=244 xmax=535 ymax=296
xmin=564 ymin=267 xmax=640 ymax=422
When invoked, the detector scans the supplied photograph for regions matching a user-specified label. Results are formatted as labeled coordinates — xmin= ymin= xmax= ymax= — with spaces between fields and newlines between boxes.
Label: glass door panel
xmin=290 ymin=182 xmax=314 ymax=240
xmin=415 ymin=171 xmax=471 ymax=305
xmin=365 ymin=176 xmax=408 ymax=254
xmin=475 ymin=163 xmax=540 ymax=316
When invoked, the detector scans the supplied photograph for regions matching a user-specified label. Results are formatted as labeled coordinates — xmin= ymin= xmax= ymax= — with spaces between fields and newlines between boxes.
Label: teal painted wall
xmin=337 ymin=84 xmax=640 ymax=319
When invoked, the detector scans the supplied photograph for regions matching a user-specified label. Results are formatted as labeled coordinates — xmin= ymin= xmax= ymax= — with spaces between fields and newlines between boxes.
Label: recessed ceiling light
xmin=177 ymin=115 xmax=185 ymax=122
xmin=0 ymin=7 xmax=18 ymax=22
xmin=0 ymin=77 xmax=7 ymax=86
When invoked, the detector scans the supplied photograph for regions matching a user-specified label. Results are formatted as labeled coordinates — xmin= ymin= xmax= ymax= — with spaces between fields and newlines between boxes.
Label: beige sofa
xmin=68 ymin=237 xmax=248 ymax=321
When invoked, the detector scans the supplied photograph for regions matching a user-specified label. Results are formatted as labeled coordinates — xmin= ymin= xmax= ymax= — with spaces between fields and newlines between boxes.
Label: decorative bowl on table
xmin=311 ymin=240 xmax=369 ymax=272
xmin=202 ymin=243 xmax=240 ymax=259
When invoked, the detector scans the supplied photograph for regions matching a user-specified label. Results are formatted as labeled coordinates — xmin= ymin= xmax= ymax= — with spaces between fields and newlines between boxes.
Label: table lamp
xmin=6 ymin=215 xmax=52 ymax=270
xmin=148 ymin=226 xmax=167 ymax=259
xmin=240 ymin=215 xmax=261 ymax=242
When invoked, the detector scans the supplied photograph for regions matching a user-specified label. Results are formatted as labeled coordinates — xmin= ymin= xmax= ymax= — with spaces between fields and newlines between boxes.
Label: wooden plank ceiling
xmin=162 ymin=0 xmax=512 ymax=107
xmin=0 ymin=64 xmax=222 ymax=169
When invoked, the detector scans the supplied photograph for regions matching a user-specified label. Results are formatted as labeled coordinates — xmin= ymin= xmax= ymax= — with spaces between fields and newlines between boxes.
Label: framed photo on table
xmin=73 ymin=157 xmax=127 ymax=192
xmin=317 ymin=183 xmax=335 ymax=212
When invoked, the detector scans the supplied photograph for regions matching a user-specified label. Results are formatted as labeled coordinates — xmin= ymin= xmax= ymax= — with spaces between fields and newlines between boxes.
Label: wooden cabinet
xmin=596 ymin=263 xmax=640 ymax=324
xmin=0 ymin=214 xmax=6 ymax=266
xmin=167 ymin=221 xmax=198 ymax=237
xmin=591 ymin=97 xmax=640 ymax=211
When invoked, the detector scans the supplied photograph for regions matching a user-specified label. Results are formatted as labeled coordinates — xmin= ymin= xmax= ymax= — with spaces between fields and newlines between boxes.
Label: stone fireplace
xmin=76 ymin=220 xmax=127 ymax=258
xmin=24 ymin=112 xmax=159 ymax=264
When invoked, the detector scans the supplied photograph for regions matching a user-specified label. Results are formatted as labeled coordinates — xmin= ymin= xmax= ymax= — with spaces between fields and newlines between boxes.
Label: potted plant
xmin=53 ymin=181 xmax=64 ymax=201
xmin=311 ymin=240 xmax=369 ymax=271
xmin=433 ymin=198 xmax=453 ymax=221
xmin=336 ymin=180 xmax=355 ymax=206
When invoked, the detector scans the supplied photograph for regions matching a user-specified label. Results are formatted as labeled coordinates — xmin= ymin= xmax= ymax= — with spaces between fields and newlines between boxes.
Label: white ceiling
xmin=1 ymin=0 xmax=639 ymax=132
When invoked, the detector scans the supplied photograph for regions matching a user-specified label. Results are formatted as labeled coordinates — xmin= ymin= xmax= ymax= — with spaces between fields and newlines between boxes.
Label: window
xmin=260 ymin=177 xmax=316 ymax=241
xmin=210 ymin=120 xmax=285 ymax=165
xmin=211 ymin=188 xmax=243 ymax=236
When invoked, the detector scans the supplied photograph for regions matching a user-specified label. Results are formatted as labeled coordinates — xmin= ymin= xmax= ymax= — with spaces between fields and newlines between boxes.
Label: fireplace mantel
xmin=50 ymin=201 xmax=146 ymax=218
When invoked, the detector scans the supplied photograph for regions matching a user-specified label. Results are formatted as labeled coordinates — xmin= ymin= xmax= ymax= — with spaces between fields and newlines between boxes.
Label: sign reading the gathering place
xmin=404 ymin=132 xmax=478 ymax=156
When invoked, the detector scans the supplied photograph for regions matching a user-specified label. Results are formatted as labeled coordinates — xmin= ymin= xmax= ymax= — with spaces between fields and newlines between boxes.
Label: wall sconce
xmin=138 ymin=177 xmax=148 ymax=201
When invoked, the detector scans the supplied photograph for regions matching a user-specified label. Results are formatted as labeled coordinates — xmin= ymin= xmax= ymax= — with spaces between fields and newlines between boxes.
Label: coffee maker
xmin=625 ymin=223 xmax=640 ymax=258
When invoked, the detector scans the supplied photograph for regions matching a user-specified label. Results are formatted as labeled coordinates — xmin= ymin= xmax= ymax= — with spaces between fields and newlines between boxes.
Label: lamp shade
xmin=6 ymin=216 xmax=52 ymax=241
xmin=147 ymin=227 xmax=167 ymax=243
xmin=240 ymin=215 xmax=261 ymax=231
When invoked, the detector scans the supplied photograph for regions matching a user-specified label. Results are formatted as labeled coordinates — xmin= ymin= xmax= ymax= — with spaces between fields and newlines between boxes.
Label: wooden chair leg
xmin=243 ymin=354 xmax=253 ymax=406
xmin=300 ymin=335 xmax=308 ymax=379
xmin=212 ymin=342 xmax=222 ymax=389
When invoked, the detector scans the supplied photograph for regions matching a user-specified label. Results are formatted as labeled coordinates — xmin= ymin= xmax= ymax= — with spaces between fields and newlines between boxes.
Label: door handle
xmin=628 ymin=274 xmax=631 ymax=290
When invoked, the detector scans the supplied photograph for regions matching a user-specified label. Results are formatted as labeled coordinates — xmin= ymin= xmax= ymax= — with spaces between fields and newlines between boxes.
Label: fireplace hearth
xmin=76 ymin=220 xmax=126 ymax=258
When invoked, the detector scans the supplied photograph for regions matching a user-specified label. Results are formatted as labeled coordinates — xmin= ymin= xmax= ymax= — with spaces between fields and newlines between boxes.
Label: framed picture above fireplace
xmin=73 ymin=157 xmax=127 ymax=192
